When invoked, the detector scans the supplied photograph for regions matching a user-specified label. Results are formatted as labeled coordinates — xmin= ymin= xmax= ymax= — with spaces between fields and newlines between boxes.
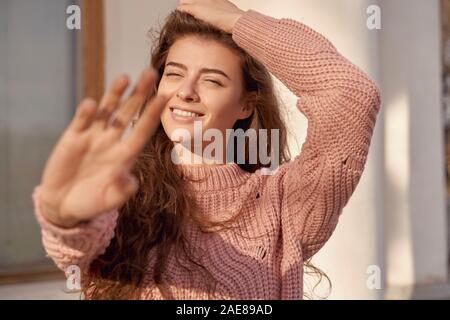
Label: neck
xmin=172 ymin=141 xmax=230 ymax=166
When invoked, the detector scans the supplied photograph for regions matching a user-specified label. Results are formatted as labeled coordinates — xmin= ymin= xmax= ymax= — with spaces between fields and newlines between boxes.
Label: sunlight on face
xmin=158 ymin=35 xmax=251 ymax=142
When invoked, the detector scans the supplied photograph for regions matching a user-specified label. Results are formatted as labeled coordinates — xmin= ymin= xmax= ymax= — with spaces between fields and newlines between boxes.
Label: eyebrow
xmin=165 ymin=61 xmax=231 ymax=80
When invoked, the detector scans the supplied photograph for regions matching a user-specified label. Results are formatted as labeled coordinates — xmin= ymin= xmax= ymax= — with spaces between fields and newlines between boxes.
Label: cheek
xmin=206 ymin=105 xmax=240 ymax=131
xmin=157 ymin=81 xmax=176 ymax=96
xmin=203 ymin=93 xmax=242 ymax=125
xmin=159 ymin=108 xmax=170 ymax=133
xmin=160 ymin=108 xmax=182 ymax=142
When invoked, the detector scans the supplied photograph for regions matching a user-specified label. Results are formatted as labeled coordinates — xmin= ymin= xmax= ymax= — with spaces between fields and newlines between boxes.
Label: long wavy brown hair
xmin=82 ymin=10 xmax=331 ymax=300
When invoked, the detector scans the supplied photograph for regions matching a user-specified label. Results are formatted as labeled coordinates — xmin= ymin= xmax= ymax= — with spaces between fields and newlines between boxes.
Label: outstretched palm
xmin=39 ymin=69 xmax=168 ymax=227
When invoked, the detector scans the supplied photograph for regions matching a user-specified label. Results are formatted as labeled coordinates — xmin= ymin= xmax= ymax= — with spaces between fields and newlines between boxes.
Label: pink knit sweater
xmin=32 ymin=10 xmax=381 ymax=299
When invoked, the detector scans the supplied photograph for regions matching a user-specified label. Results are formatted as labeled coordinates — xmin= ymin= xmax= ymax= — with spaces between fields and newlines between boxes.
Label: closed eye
xmin=205 ymin=79 xmax=222 ymax=86
xmin=165 ymin=73 xmax=181 ymax=77
xmin=165 ymin=73 xmax=222 ymax=86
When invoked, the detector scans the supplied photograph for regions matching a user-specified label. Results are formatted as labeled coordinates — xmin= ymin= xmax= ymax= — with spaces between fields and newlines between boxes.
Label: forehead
xmin=166 ymin=36 xmax=241 ymax=73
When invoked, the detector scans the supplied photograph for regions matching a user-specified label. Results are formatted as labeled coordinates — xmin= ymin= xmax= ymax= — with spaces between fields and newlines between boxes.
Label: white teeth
xmin=172 ymin=108 xmax=201 ymax=118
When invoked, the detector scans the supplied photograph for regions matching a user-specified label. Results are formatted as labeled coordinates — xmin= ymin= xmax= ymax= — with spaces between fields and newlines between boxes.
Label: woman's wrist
xmin=39 ymin=193 xmax=81 ymax=229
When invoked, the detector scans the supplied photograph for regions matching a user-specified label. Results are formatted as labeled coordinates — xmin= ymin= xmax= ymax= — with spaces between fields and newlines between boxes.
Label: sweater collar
xmin=177 ymin=162 xmax=252 ymax=191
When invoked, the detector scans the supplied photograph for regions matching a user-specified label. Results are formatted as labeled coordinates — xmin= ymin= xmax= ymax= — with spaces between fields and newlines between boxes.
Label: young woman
xmin=32 ymin=0 xmax=381 ymax=300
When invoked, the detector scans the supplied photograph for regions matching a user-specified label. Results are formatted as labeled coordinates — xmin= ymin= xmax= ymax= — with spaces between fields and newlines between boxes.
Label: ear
xmin=237 ymin=92 xmax=257 ymax=120
xmin=237 ymin=105 xmax=254 ymax=120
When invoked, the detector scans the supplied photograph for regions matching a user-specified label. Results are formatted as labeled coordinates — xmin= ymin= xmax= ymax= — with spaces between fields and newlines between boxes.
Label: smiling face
xmin=158 ymin=35 xmax=252 ymax=143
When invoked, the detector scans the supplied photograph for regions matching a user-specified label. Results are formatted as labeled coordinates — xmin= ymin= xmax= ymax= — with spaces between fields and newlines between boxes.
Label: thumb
xmin=119 ymin=170 xmax=139 ymax=195
xmin=101 ymin=170 xmax=139 ymax=213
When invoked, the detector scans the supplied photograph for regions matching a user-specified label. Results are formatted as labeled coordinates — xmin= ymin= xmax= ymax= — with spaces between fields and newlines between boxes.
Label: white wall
xmin=379 ymin=0 xmax=448 ymax=298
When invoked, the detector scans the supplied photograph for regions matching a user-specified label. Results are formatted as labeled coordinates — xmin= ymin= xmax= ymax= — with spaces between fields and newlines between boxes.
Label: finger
xmin=69 ymin=98 xmax=98 ymax=132
xmin=176 ymin=4 xmax=190 ymax=12
xmin=104 ymin=169 xmax=139 ymax=211
xmin=92 ymin=74 xmax=130 ymax=131
xmin=178 ymin=0 xmax=194 ymax=5
xmin=109 ymin=69 xmax=157 ymax=138
xmin=176 ymin=3 xmax=194 ymax=13
xmin=122 ymin=94 xmax=168 ymax=163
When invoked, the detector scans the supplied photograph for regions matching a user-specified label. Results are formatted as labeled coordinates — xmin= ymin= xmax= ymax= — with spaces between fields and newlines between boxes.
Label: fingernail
xmin=119 ymin=74 xmax=130 ymax=83
xmin=84 ymin=98 xmax=97 ymax=107
xmin=149 ymin=68 xmax=159 ymax=79
xmin=142 ymin=69 xmax=152 ymax=79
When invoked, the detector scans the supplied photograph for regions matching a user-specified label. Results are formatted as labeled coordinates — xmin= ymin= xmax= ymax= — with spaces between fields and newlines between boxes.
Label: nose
xmin=176 ymin=82 xmax=200 ymax=103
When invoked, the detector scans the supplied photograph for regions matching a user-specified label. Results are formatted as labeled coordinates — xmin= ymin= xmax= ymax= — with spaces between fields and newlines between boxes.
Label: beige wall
xmin=105 ymin=0 xmax=178 ymax=90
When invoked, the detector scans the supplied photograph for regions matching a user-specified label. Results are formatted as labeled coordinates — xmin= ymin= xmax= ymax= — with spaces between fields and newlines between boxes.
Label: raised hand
xmin=38 ymin=69 xmax=168 ymax=228
xmin=176 ymin=0 xmax=244 ymax=33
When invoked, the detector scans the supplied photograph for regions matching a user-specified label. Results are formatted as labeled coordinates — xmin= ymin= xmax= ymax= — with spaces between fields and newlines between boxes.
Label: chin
xmin=162 ymin=124 xmax=195 ymax=143
xmin=163 ymin=117 xmax=205 ymax=142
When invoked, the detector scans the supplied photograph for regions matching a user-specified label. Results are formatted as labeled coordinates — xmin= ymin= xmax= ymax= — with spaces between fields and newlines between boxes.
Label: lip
xmin=170 ymin=105 xmax=205 ymax=116
xmin=169 ymin=105 xmax=206 ymax=124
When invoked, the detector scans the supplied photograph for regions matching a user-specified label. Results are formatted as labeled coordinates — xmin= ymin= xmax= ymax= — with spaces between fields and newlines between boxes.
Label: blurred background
xmin=0 ymin=0 xmax=449 ymax=299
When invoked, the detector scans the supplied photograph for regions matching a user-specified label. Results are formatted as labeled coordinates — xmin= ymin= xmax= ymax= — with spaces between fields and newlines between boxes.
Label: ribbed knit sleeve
xmin=232 ymin=10 xmax=381 ymax=261
xmin=32 ymin=186 xmax=118 ymax=277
